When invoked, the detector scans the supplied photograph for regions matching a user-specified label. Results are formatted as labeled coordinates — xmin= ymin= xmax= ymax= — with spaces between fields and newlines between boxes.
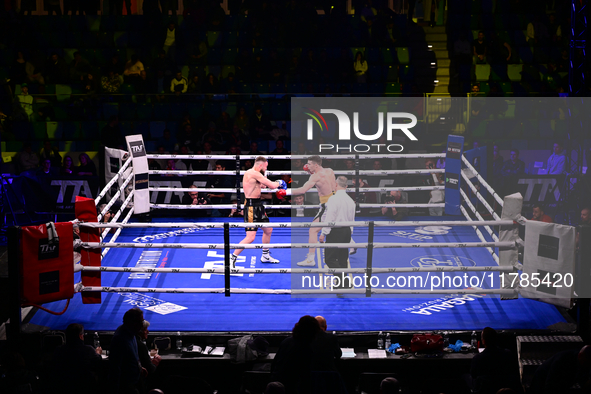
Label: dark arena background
xmin=1 ymin=1 xmax=591 ymax=393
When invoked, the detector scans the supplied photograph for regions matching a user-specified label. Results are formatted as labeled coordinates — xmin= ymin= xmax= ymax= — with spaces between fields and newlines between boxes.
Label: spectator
xmin=202 ymin=73 xmax=219 ymax=94
xmin=311 ymin=316 xmax=342 ymax=371
xmin=136 ymin=70 xmax=152 ymax=97
xmin=36 ymin=158 xmax=56 ymax=177
xmin=123 ymin=55 xmax=144 ymax=84
xmin=152 ymin=50 xmax=174 ymax=76
xmin=547 ymin=141 xmax=568 ymax=174
xmin=248 ymin=142 xmax=264 ymax=156
xmin=466 ymin=327 xmax=520 ymax=393
xmin=548 ymin=13 xmax=563 ymax=45
xmin=473 ymin=31 xmax=487 ymax=64
xmin=252 ymin=106 xmax=272 ymax=138
xmin=488 ymin=32 xmax=512 ymax=64
xmin=188 ymin=38 xmax=208 ymax=76
xmin=217 ymin=112 xmax=233 ymax=137
xmin=109 ymin=307 xmax=145 ymax=393
xmin=529 ymin=345 xmax=591 ymax=394
xmin=174 ymin=145 xmax=192 ymax=171
xmin=229 ymin=199 xmax=244 ymax=217
xmin=220 ymin=72 xmax=238 ymax=94
xmin=428 ymin=173 xmax=445 ymax=216
xmin=353 ymin=51 xmax=368 ymax=83
xmin=104 ymin=54 xmax=124 ymax=84
xmin=177 ymin=124 xmax=197 ymax=151
xmin=492 ymin=145 xmax=504 ymax=176
xmin=16 ymin=83 xmax=34 ymax=120
xmin=13 ymin=51 xmax=45 ymax=85
xmin=170 ymin=71 xmax=188 ymax=95
xmin=380 ymin=377 xmax=400 ymax=393
xmin=265 ymin=382 xmax=286 ymax=394
xmin=501 ymin=149 xmax=525 ymax=176
xmin=39 ymin=140 xmax=62 ymax=167
xmin=381 ymin=190 xmax=408 ymax=220
xmin=187 ymin=75 xmax=201 ymax=93
xmin=76 ymin=153 xmax=97 ymax=176
xmin=45 ymin=53 xmax=68 ymax=84
xmin=82 ymin=73 xmax=98 ymax=95
xmin=101 ymin=71 xmax=122 ymax=93
xmin=292 ymin=194 xmax=314 ymax=217
xmin=52 ymin=323 xmax=102 ymax=394
xmin=234 ymin=107 xmax=250 ymax=132
xmin=162 ymin=22 xmax=177 ymax=61
xmin=581 ymin=207 xmax=591 ymax=225
xmin=531 ymin=204 xmax=553 ymax=223
xmin=271 ymin=316 xmax=321 ymax=392
xmin=70 ymin=52 xmax=92 ymax=83
xmin=60 ymin=156 xmax=75 ymax=176
xmin=201 ymin=122 xmax=224 ymax=149
xmin=527 ymin=15 xmax=549 ymax=47
xmin=294 ymin=142 xmax=309 ymax=156
xmin=158 ymin=129 xmax=176 ymax=153
xmin=205 ymin=160 xmax=233 ymax=216
xmin=18 ymin=142 xmax=39 ymax=172
xmin=271 ymin=140 xmax=290 ymax=156
xmin=368 ymin=159 xmax=386 ymax=187
xmin=137 ymin=320 xmax=161 ymax=392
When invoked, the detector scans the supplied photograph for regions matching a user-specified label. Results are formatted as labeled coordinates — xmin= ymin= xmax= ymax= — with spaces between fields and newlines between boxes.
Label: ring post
xmin=235 ymin=155 xmax=241 ymax=211
xmin=366 ymin=221 xmax=374 ymax=297
xmin=224 ymin=223 xmax=230 ymax=297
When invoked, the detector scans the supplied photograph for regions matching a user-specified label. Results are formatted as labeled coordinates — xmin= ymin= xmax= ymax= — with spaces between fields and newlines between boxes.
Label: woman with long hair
xmin=353 ymin=51 xmax=368 ymax=83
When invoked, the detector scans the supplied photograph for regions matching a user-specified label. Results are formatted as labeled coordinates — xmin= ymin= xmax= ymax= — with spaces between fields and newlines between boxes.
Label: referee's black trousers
xmin=325 ymin=227 xmax=351 ymax=269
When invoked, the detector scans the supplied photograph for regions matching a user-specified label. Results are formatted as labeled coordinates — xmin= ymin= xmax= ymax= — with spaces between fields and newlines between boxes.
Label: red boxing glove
xmin=276 ymin=189 xmax=287 ymax=199
xmin=303 ymin=164 xmax=311 ymax=174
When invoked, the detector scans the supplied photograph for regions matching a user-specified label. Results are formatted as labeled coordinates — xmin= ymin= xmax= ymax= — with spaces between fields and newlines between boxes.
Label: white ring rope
xmin=97 ymin=174 xmax=133 ymax=222
xmin=102 ymin=206 xmax=135 ymax=258
xmin=95 ymin=157 xmax=132 ymax=206
xmin=81 ymin=241 xmax=514 ymax=250
xmin=147 ymin=153 xmax=446 ymax=161
xmin=460 ymin=189 xmax=501 ymax=244
xmin=459 ymin=204 xmax=499 ymax=264
xmin=81 ymin=266 xmax=515 ymax=274
xmin=460 ymin=170 xmax=502 ymax=222
xmin=101 ymin=190 xmax=134 ymax=240
xmin=149 ymin=203 xmax=445 ymax=210
xmin=462 ymin=156 xmax=504 ymax=207
xmin=78 ymin=220 xmax=516 ymax=229
xmin=149 ymin=169 xmax=445 ymax=176
xmin=147 ymin=186 xmax=445 ymax=193
xmin=78 ymin=286 xmax=516 ymax=296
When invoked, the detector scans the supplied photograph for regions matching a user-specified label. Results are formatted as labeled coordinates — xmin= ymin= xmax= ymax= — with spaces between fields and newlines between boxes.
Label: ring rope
xmin=147 ymin=153 xmax=446 ymax=161
xmin=459 ymin=204 xmax=499 ymax=264
xmin=460 ymin=189 xmax=501 ymax=244
xmin=81 ymin=241 xmax=514 ymax=250
xmin=81 ymin=266 xmax=516 ymax=274
xmin=78 ymin=220 xmax=516 ymax=229
xmin=101 ymin=190 xmax=134 ymax=240
xmin=149 ymin=169 xmax=445 ymax=176
xmin=149 ymin=203 xmax=446 ymax=210
xmin=97 ymin=175 xmax=133 ymax=222
xmin=78 ymin=286 xmax=517 ymax=296
xmin=460 ymin=171 xmax=502 ymax=222
xmin=95 ymin=157 xmax=132 ymax=206
xmin=462 ymin=156 xmax=504 ymax=207
xmin=102 ymin=206 xmax=135 ymax=258
xmin=147 ymin=186 xmax=445 ymax=193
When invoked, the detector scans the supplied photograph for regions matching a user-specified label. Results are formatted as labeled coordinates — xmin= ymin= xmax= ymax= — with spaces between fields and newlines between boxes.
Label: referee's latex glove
xmin=277 ymin=179 xmax=287 ymax=189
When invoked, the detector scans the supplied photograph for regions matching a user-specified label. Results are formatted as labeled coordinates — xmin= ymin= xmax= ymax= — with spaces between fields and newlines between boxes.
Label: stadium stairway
xmin=425 ymin=25 xmax=450 ymax=94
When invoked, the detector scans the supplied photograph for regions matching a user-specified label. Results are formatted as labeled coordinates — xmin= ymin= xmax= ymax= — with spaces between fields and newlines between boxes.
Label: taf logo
xmin=129 ymin=141 xmax=146 ymax=157
xmin=304 ymin=108 xmax=418 ymax=141
xmin=38 ymin=238 xmax=59 ymax=260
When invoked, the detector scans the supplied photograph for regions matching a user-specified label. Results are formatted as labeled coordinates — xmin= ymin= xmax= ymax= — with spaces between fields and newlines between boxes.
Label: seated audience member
xmin=97 ymin=204 xmax=114 ymax=224
xmin=36 ymin=158 xmax=56 ymax=177
xmin=19 ymin=142 xmax=39 ymax=172
xmin=229 ymin=200 xmax=243 ymax=217
xmin=501 ymin=149 xmax=525 ymax=176
xmin=582 ymin=207 xmax=591 ymax=225
xmin=39 ymin=140 xmax=62 ymax=167
xmin=101 ymin=70 xmax=122 ymax=93
xmin=60 ymin=155 xmax=75 ymax=175
xmin=70 ymin=52 xmax=91 ymax=82
xmin=292 ymin=194 xmax=314 ymax=217
xmin=123 ymin=55 xmax=144 ymax=85
xmin=248 ymin=142 xmax=264 ymax=156
xmin=381 ymin=190 xmax=408 ymax=220
xmin=109 ymin=308 xmax=145 ymax=393
xmin=428 ymin=173 xmax=445 ymax=216
xmin=182 ymin=185 xmax=210 ymax=217
xmin=137 ymin=320 xmax=161 ymax=392
xmin=170 ymin=71 xmax=188 ymax=95
xmin=529 ymin=345 xmax=591 ymax=394
xmin=16 ymin=83 xmax=35 ymax=120
xmin=187 ymin=74 xmax=201 ymax=93
xmin=467 ymin=327 xmax=520 ymax=393
xmin=473 ymin=31 xmax=487 ymax=64
xmin=205 ymin=161 xmax=232 ymax=215
xmin=530 ymin=204 xmax=553 ymax=223
xmin=52 ymin=323 xmax=102 ymax=394
xmin=311 ymin=316 xmax=342 ymax=372
xmin=271 ymin=316 xmax=321 ymax=393
xmin=547 ymin=141 xmax=568 ymax=174
xmin=75 ymin=153 xmax=97 ymax=176
xmin=380 ymin=377 xmax=400 ymax=393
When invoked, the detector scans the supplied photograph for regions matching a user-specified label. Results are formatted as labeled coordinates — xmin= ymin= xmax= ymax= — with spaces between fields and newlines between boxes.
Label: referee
xmin=319 ymin=176 xmax=356 ymax=288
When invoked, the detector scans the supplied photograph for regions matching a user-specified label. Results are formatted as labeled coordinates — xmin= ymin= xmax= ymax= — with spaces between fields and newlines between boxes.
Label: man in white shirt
xmin=320 ymin=176 xmax=356 ymax=275
xmin=17 ymin=83 xmax=34 ymax=120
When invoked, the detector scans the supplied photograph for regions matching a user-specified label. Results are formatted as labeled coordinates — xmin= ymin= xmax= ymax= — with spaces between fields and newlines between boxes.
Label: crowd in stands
xmin=3 ymin=308 xmax=591 ymax=393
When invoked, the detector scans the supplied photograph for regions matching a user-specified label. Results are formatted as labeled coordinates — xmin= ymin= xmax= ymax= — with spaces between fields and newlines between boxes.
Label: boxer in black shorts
xmin=244 ymin=197 xmax=270 ymax=231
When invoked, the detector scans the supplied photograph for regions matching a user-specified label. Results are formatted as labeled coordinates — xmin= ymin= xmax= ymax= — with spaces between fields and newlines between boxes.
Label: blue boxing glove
xmin=277 ymin=180 xmax=287 ymax=190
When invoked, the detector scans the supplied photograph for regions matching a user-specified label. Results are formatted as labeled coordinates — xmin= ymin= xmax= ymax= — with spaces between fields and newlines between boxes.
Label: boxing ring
xmin=23 ymin=137 xmax=571 ymax=333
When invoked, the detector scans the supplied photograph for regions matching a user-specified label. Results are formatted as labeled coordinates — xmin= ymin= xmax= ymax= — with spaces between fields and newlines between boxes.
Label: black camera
xmin=384 ymin=195 xmax=396 ymax=204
